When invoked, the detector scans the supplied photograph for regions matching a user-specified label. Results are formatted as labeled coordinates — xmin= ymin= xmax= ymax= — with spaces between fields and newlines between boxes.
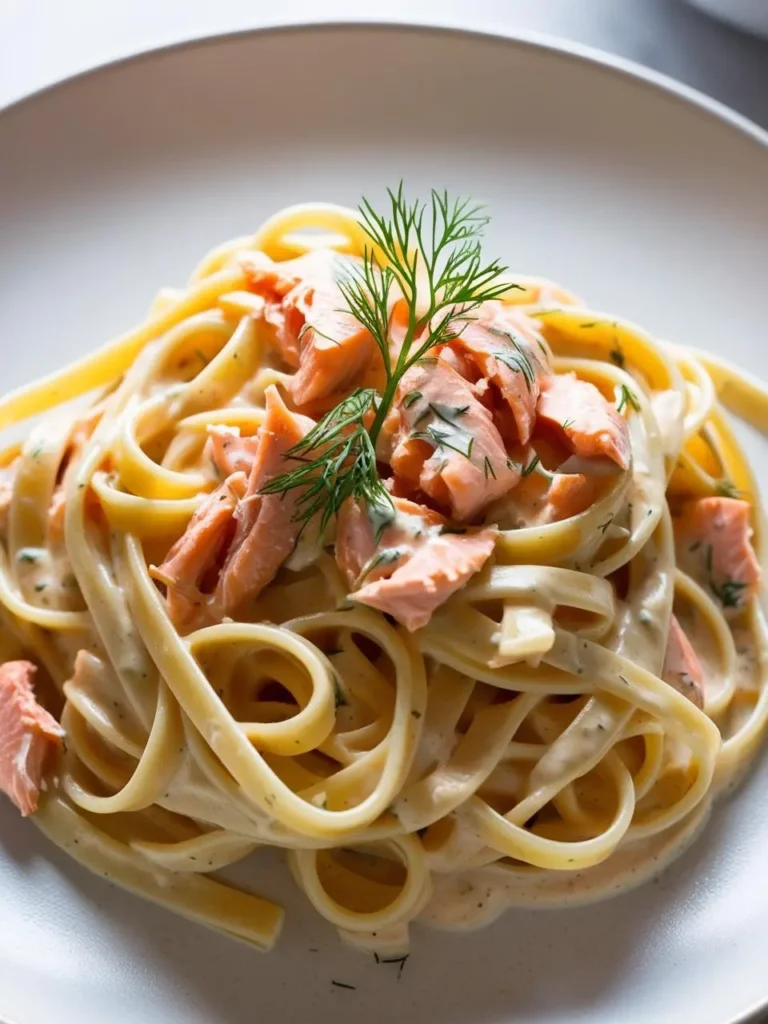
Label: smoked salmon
xmin=212 ymin=386 xmax=315 ymax=616
xmin=151 ymin=473 xmax=247 ymax=628
xmin=205 ymin=426 xmax=259 ymax=479
xmin=445 ymin=302 xmax=549 ymax=445
xmin=675 ymin=496 xmax=760 ymax=611
xmin=241 ymin=250 xmax=380 ymax=406
xmin=536 ymin=372 xmax=631 ymax=471
xmin=0 ymin=660 xmax=63 ymax=816
xmin=337 ymin=494 xmax=497 ymax=630
xmin=492 ymin=469 xmax=604 ymax=529
xmin=336 ymin=495 xmax=446 ymax=588
xmin=153 ymin=388 xmax=315 ymax=626
xmin=382 ymin=358 xmax=520 ymax=521
xmin=661 ymin=615 xmax=704 ymax=709
xmin=352 ymin=524 xmax=498 ymax=631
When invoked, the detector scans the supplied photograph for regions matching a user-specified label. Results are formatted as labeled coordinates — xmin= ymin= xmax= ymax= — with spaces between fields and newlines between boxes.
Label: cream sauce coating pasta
xmin=0 ymin=200 xmax=765 ymax=956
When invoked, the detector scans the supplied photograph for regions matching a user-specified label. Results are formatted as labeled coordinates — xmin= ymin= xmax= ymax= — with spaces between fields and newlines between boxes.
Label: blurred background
xmin=0 ymin=0 xmax=767 ymax=126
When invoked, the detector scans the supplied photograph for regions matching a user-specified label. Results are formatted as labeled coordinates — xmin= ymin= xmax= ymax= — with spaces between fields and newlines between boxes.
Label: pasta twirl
xmin=0 ymin=193 xmax=765 ymax=957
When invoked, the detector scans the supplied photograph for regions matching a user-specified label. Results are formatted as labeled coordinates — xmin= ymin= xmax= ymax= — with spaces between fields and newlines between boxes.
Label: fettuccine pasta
xmin=0 ymin=191 xmax=765 ymax=958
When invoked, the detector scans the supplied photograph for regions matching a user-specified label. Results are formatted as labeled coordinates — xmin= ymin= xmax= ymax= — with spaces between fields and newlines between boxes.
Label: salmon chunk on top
xmin=536 ymin=372 xmax=631 ymax=471
xmin=241 ymin=249 xmax=379 ymax=406
xmin=381 ymin=358 xmax=520 ymax=522
xmin=336 ymin=494 xmax=497 ymax=631
xmin=445 ymin=302 xmax=550 ymax=446
xmin=212 ymin=386 xmax=315 ymax=617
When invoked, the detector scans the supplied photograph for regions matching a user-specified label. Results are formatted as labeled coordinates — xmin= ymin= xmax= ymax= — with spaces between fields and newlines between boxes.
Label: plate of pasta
xmin=1 ymin=20 xmax=767 ymax=1024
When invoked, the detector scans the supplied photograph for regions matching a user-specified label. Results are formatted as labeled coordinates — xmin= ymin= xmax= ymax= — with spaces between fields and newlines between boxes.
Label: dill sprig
xmin=259 ymin=388 xmax=393 ymax=535
xmin=616 ymin=383 xmax=641 ymax=414
xmin=339 ymin=184 xmax=512 ymax=439
xmin=261 ymin=184 xmax=511 ymax=532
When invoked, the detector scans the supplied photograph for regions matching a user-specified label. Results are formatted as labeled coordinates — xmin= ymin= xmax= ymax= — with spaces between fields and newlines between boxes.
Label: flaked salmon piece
xmin=675 ymin=497 xmax=760 ymax=611
xmin=494 ymin=470 xmax=604 ymax=529
xmin=661 ymin=615 xmax=704 ymax=709
xmin=0 ymin=660 xmax=63 ymax=816
xmin=205 ymin=426 xmax=260 ymax=479
xmin=151 ymin=473 xmax=247 ymax=628
xmin=536 ymin=372 xmax=631 ymax=471
xmin=212 ymin=387 xmax=315 ymax=616
xmin=240 ymin=250 xmax=311 ymax=367
xmin=352 ymin=526 xmax=498 ymax=631
xmin=385 ymin=358 xmax=519 ymax=521
xmin=336 ymin=495 xmax=446 ymax=588
xmin=241 ymin=249 xmax=379 ymax=406
xmin=446 ymin=302 xmax=550 ymax=445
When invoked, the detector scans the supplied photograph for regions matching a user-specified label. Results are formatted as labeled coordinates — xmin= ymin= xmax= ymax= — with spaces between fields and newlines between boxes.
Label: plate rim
xmin=0 ymin=16 xmax=767 ymax=153
xmin=1 ymin=17 xmax=767 ymax=1024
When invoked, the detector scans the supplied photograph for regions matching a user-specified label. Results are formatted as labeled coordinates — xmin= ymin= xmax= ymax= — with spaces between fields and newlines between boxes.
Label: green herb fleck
xmin=402 ymin=390 xmax=422 ymax=409
xmin=331 ymin=981 xmax=356 ymax=991
xmin=483 ymin=455 xmax=496 ymax=481
xmin=715 ymin=479 xmax=741 ymax=499
xmin=521 ymin=455 xmax=540 ymax=477
xmin=616 ymin=384 xmax=641 ymax=414
xmin=710 ymin=578 xmax=748 ymax=609
xmin=334 ymin=677 xmax=348 ymax=708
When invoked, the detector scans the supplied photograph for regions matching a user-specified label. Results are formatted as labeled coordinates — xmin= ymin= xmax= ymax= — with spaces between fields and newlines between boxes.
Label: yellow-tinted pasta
xmin=0 ymin=201 xmax=765 ymax=957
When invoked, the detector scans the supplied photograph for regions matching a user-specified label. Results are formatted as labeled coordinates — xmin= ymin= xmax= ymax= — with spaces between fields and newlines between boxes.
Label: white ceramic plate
xmin=1 ymin=22 xmax=767 ymax=1024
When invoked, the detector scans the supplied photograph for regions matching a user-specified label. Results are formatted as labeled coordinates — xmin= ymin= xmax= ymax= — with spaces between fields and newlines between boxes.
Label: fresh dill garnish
xmin=710 ymin=578 xmax=748 ymax=608
xmin=261 ymin=185 xmax=510 ymax=531
xmin=616 ymin=384 xmax=641 ymax=414
xmin=375 ymin=953 xmax=410 ymax=979
xmin=17 ymin=549 xmax=40 ymax=564
xmin=330 ymin=981 xmax=356 ymax=991
xmin=704 ymin=543 xmax=714 ymax=573
xmin=483 ymin=455 xmax=496 ymax=480
xmin=333 ymin=676 xmax=348 ymax=708
xmin=597 ymin=517 xmax=613 ymax=534
xmin=402 ymin=390 xmax=422 ymax=409
xmin=715 ymin=479 xmax=741 ymax=499
xmin=412 ymin=421 xmax=474 ymax=460
xmin=358 ymin=547 xmax=403 ymax=584
xmin=609 ymin=347 xmax=625 ymax=368
xmin=521 ymin=455 xmax=540 ymax=477
xmin=483 ymin=324 xmax=536 ymax=391
xmin=194 ymin=348 xmax=209 ymax=366
xmin=561 ymin=418 xmax=575 ymax=430
xmin=259 ymin=388 xmax=394 ymax=537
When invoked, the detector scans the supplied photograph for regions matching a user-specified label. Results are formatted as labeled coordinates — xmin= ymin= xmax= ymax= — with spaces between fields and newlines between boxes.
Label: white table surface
xmin=1 ymin=0 xmax=767 ymax=126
